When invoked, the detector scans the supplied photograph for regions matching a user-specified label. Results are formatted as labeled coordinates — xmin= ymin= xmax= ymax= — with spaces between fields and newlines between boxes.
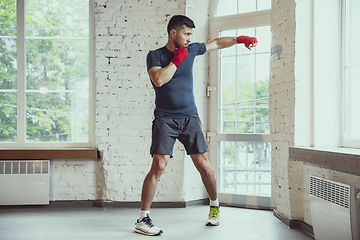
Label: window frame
xmin=0 ymin=0 xmax=95 ymax=150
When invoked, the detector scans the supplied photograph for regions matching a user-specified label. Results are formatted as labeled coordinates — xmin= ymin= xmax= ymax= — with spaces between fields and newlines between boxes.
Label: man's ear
xmin=170 ymin=29 xmax=176 ymax=37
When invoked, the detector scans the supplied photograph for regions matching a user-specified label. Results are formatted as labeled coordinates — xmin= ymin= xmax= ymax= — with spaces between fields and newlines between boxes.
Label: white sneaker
xmin=135 ymin=214 xmax=163 ymax=236
xmin=206 ymin=206 xmax=220 ymax=226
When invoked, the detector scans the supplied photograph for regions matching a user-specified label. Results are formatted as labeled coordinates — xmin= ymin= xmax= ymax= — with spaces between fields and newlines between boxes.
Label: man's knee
xmin=192 ymin=153 xmax=213 ymax=173
xmin=151 ymin=154 xmax=170 ymax=175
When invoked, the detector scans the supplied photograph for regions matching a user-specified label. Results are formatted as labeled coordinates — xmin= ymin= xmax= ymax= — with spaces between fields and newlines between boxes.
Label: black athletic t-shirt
xmin=146 ymin=42 xmax=206 ymax=118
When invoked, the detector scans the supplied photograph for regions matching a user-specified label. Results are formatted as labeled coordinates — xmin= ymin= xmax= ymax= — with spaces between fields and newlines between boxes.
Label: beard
xmin=174 ymin=37 xmax=188 ymax=48
xmin=174 ymin=40 xmax=181 ymax=48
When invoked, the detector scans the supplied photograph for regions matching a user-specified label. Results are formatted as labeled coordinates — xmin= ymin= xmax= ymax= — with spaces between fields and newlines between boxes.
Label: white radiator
xmin=0 ymin=160 xmax=50 ymax=205
xmin=310 ymin=175 xmax=360 ymax=240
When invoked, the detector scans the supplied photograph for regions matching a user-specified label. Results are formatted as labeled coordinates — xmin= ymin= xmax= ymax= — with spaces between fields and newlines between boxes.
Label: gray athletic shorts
xmin=150 ymin=117 xmax=208 ymax=158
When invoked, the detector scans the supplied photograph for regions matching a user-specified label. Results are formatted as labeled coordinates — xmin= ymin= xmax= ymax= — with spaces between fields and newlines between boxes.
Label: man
xmin=135 ymin=15 xmax=257 ymax=236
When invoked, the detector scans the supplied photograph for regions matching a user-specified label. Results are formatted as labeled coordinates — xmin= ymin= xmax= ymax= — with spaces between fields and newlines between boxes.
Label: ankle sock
xmin=210 ymin=198 xmax=219 ymax=207
xmin=140 ymin=210 xmax=150 ymax=220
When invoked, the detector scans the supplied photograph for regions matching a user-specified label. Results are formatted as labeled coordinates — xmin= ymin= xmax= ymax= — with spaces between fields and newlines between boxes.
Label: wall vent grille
xmin=310 ymin=175 xmax=350 ymax=209
xmin=0 ymin=161 xmax=49 ymax=175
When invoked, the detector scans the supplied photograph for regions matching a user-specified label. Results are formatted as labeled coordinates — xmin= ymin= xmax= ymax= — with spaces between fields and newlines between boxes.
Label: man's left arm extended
xmin=205 ymin=36 xmax=258 ymax=52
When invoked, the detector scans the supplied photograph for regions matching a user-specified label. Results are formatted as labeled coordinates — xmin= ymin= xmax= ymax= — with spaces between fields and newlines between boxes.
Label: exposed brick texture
xmin=270 ymin=0 xmax=296 ymax=218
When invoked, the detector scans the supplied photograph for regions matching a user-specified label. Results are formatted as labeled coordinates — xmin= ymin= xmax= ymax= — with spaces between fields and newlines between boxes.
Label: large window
xmin=313 ymin=0 xmax=360 ymax=149
xmin=343 ymin=0 xmax=360 ymax=148
xmin=209 ymin=0 xmax=271 ymax=208
xmin=0 ymin=0 xmax=94 ymax=148
xmin=217 ymin=25 xmax=271 ymax=197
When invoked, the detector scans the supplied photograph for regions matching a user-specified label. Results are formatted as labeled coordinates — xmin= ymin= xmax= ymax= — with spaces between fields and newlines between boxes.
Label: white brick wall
xmin=270 ymin=0 xmax=296 ymax=218
xmin=50 ymin=160 xmax=102 ymax=201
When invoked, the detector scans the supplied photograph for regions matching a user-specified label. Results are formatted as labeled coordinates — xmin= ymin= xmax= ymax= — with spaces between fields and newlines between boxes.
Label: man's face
xmin=174 ymin=25 xmax=193 ymax=48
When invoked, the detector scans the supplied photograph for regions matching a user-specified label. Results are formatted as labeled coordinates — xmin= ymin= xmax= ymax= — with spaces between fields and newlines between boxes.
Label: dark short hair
xmin=167 ymin=15 xmax=195 ymax=35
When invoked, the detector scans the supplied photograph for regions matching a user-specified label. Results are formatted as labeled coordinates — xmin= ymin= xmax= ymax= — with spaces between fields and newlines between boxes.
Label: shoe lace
xmin=141 ymin=215 xmax=155 ymax=228
xmin=209 ymin=206 xmax=219 ymax=220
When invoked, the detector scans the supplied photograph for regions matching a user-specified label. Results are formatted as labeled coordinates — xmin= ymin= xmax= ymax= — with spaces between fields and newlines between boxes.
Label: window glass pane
xmin=0 ymin=1 xmax=17 ymax=142
xmin=25 ymin=39 xmax=89 ymax=91
xmin=220 ymin=55 xmax=236 ymax=133
xmin=220 ymin=30 xmax=237 ymax=56
xmin=215 ymin=0 xmax=271 ymax=17
xmin=25 ymin=0 xmax=89 ymax=38
xmin=255 ymin=53 xmax=269 ymax=134
xmin=24 ymin=0 xmax=89 ymax=143
xmin=215 ymin=0 xmax=237 ymax=17
xmin=26 ymin=92 xmax=88 ymax=142
xmin=344 ymin=0 xmax=360 ymax=142
xmin=237 ymin=108 xmax=254 ymax=133
xmin=238 ymin=0 xmax=256 ymax=14
xmin=237 ymin=54 xmax=255 ymax=86
xmin=220 ymin=56 xmax=236 ymax=107
xmin=257 ymin=0 xmax=272 ymax=11
xmin=255 ymin=26 xmax=271 ymax=53
xmin=222 ymin=108 xmax=235 ymax=133
xmin=0 ymin=39 xmax=17 ymax=90
xmin=256 ymin=107 xmax=269 ymax=133
xmin=256 ymin=53 xmax=270 ymax=83
xmin=0 ymin=92 xmax=17 ymax=142
xmin=237 ymin=53 xmax=255 ymax=134
xmin=0 ymin=0 xmax=17 ymax=37
xmin=219 ymin=141 xmax=271 ymax=196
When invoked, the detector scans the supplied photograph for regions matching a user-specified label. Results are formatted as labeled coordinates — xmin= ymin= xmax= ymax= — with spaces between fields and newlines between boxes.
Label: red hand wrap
xmin=236 ymin=36 xmax=258 ymax=49
xmin=171 ymin=46 xmax=188 ymax=68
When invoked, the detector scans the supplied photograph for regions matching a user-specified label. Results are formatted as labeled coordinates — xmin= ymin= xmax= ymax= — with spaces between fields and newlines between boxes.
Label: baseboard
xmin=0 ymin=199 xmax=209 ymax=208
xmin=93 ymin=198 xmax=209 ymax=208
xmin=220 ymin=202 xmax=273 ymax=211
xmin=0 ymin=200 xmax=95 ymax=208
xmin=273 ymin=209 xmax=314 ymax=237
xmin=299 ymin=221 xmax=314 ymax=238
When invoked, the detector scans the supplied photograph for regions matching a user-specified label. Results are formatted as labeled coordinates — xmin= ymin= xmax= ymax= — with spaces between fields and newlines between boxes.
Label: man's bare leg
xmin=141 ymin=154 xmax=170 ymax=210
xmin=190 ymin=152 xmax=217 ymax=200
xmin=135 ymin=154 xmax=170 ymax=236
xmin=190 ymin=152 xmax=220 ymax=226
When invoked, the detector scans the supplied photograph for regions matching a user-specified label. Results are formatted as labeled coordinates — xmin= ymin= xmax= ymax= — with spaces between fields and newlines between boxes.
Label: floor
xmin=0 ymin=205 xmax=314 ymax=240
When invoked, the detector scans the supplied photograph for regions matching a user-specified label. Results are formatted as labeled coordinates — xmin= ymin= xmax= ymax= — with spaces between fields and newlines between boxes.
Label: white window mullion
xmin=16 ymin=0 xmax=26 ymax=145
xmin=89 ymin=0 xmax=96 ymax=148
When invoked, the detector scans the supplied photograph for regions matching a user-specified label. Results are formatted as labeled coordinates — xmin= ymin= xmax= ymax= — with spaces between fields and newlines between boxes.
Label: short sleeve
xmin=146 ymin=50 xmax=161 ymax=71
xmin=187 ymin=42 xmax=206 ymax=56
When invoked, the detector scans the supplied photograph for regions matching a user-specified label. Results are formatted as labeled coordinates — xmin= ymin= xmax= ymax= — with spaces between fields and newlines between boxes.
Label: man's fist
xmin=236 ymin=36 xmax=258 ymax=50
xmin=171 ymin=46 xmax=188 ymax=68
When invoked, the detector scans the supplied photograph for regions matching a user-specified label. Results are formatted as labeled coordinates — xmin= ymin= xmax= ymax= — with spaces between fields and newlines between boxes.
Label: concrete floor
xmin=0 ymin=205 xmax=314 ymax=240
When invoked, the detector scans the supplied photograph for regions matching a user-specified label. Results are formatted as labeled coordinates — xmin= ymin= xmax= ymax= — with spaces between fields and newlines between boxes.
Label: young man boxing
xmin=135 ymin=15 xmax=257 ymax=236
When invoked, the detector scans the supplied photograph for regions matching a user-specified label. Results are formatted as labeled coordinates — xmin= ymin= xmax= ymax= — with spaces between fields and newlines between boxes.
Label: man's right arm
xmin=148 ymin=46 xmax=188 ymax=87
xmin=148 ymin=64 xmax=177 ymax=87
